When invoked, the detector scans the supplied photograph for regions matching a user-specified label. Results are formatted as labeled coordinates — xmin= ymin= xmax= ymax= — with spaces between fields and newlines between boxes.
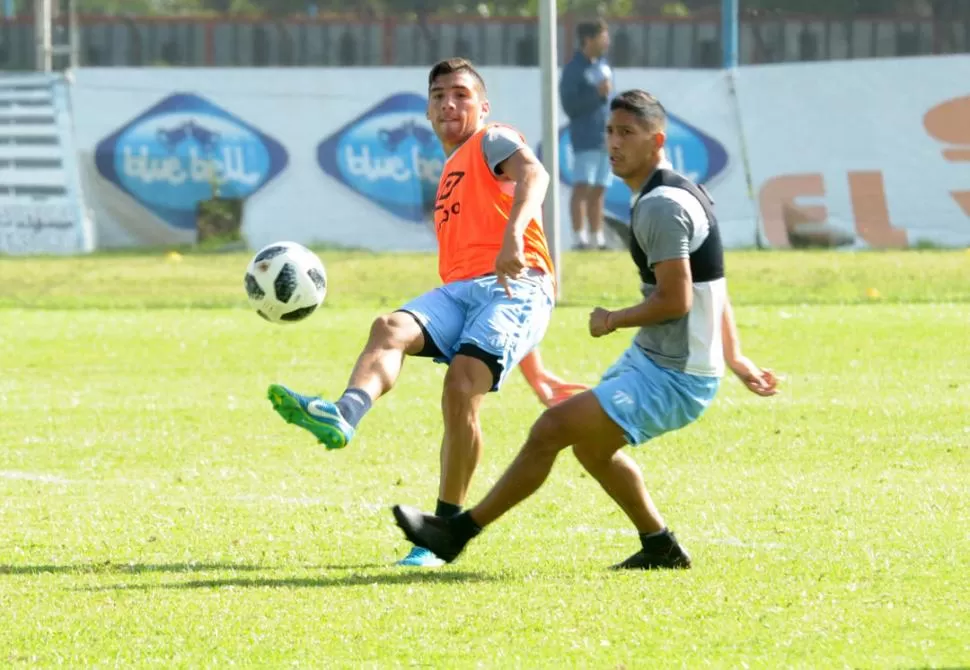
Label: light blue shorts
xmin=572 ymin=149 xmax=613 ymax=188
xmin=592 ymin=344 xmax=720 ymax=445
xmin=399 ymin=269 xmax=554 ymax=391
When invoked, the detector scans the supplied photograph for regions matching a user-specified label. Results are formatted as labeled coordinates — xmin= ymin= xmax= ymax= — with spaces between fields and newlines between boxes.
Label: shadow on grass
xmin=0 ymin=562 xmax=268 ymax=576
xmin=2 ymin=562 xmax=494 ymax=589
xmin=78 ymin=569 xmax=492 ymax=591
xmin=1 ymin=562 xmax=406 ymax=576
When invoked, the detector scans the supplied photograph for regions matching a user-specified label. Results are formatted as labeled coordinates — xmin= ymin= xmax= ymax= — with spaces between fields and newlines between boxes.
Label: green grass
xmin=3 ymin=248 xmax=970 ymax=310
xmin=1 ymin=249 xmax=968 ymax=667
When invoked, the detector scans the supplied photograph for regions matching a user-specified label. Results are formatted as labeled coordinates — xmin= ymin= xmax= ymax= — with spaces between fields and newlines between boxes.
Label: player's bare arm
xmin=518 ymin=348 xmax=590 ymax=407
xmin=493 ymin=147 xmax=549 ymax=291
xmin=588 ymin=258 xmax=692 ymax=337
xmin=721 ymin=295 xmax=778 ymax=396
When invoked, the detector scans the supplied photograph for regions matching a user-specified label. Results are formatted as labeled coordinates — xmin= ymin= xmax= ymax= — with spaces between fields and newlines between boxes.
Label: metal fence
xmin=1 ymin=9 xmax=968 ymax=70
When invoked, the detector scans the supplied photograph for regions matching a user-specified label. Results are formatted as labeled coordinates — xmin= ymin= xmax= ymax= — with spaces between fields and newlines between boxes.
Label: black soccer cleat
xmin=392 ymin=505 xmax=469 ymax=564
xmin=610 ymin=540 xmax=692 ymax=571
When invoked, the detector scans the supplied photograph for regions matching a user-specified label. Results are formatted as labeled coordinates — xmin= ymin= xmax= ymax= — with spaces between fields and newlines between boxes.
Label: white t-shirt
xmin=584 ymin=60 xmax=612 ymax=87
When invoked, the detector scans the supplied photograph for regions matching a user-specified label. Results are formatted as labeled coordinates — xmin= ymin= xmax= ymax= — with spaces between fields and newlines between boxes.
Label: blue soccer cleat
xmin=267 ymin=384 xmax=354 ymax=450
xmin=395 ymin=546 xmax=446 ymax=568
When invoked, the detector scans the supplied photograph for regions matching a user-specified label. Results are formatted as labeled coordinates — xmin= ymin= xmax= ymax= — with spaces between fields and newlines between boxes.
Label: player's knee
xmin=442 ymin=361 xmax=488 ymax=408
xmin=526 ymin=409 xmax=567 ymax=452
xmin=571 ymin=442 xmax=610 ymax=472
xmin=369 ymin=312 xmax=418 ymax=350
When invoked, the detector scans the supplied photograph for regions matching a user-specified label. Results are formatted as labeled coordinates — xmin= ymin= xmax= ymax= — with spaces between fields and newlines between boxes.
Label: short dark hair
xmin=577 ymin=19 xmax=608 ymax=44
xmin=610 ymin=89 xmax=667 ymax=130
xmin=428 ymin=57 xmax=487 ymax=94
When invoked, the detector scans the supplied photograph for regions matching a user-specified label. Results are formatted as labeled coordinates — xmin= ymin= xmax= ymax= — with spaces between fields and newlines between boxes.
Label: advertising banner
xmin=735 ymin=56 xmax=970 ymax=248
xmin=70 ymin=57 xmax=970 ymax=252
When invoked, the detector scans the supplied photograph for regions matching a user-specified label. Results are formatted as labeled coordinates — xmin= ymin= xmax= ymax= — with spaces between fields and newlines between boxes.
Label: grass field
xmin=1 ymin=249 xmax=968 ymax=668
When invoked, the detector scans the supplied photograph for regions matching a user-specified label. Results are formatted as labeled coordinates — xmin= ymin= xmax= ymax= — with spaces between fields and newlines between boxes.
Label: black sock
xmin=450 ymin=511 xmax=483 ymax=542
xmin=335 ymin=388 xmax=372 ymax=428
xmin=435 ymin=499 xmax=462 ymax=518
xmin=639 ymin=527 xmax=675 ymax=553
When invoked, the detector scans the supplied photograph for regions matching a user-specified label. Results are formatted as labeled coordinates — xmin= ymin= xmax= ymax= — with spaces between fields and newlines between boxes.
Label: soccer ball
xmin=244 ymin=242 xmax=327 ymax=323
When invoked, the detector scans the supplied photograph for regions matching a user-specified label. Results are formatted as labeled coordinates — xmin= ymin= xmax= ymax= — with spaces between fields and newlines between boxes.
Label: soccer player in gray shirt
xmin=393 ymin=89 xmax=777 ymax=570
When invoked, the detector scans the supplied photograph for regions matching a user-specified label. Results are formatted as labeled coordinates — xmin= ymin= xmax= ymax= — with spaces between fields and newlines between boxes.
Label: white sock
xmin=575 ymin=228 xmax=589 ymax=245
xmin=594 ymin=229 xmax=606 ymax=247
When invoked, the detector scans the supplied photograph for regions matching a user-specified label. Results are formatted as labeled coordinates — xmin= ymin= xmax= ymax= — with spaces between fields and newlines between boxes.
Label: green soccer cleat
xmin=267 ymin=384 xmax=354 ymax=450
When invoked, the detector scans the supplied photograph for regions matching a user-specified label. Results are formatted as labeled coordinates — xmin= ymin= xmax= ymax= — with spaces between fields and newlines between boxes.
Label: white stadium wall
xmin=59 ymin=56 xmax=970 ymax=254
xmin=734 ymin=56 xmax=970 ymax=249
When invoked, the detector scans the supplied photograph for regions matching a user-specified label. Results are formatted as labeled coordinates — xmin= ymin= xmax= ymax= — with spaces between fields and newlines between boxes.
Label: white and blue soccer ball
xmin=244 ymin=241 xmax=327 ymax=324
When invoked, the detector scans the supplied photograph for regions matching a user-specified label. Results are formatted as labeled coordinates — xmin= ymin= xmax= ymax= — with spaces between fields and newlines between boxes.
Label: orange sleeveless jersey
xmin=433 ymin=124 xmax=555 ymax=285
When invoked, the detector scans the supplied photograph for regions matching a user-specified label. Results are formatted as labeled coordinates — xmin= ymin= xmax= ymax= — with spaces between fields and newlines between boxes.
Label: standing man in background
xmin=560 ymin=18 xmax=614 ymax=251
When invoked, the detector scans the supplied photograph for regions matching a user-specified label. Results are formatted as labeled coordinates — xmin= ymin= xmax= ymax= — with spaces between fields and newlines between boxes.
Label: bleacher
xmin=0 ymin=72 xmax=91 ymax=254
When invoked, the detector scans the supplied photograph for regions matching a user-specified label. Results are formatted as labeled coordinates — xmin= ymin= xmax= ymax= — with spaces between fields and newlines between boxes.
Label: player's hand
xmin=597 ymin=79 xmax=612 ymax=97
xmin=495 ymin=236 xmax=527 ymax=298
xmin=528 ymin=371 xmax=590 ymax=407
xmin=588 ymin=307 xmax=614 ymax=337
xmin=728 ymin=356 xmax=778 ymax=397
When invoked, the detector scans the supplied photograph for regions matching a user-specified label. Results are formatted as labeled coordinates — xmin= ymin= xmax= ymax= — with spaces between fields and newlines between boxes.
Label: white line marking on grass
xmin=567 ymin=526 xmax=786 ymax=549
xmin=568 ymin=525 xmax=636 ymax=537
xmin=232 ymin=494 xmax=388 ymax=511
xmin=0 ymin=470 xmax=73 ymax=484
xmin=702 ymin=536 xmax=786 ymax=550
xmin=233 ymin=494 xmax=331 ymax=506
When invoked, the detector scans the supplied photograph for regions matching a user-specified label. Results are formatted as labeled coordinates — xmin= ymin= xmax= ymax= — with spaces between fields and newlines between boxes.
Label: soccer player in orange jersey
xmin=268 ymin=58 xmax=585 ymax=567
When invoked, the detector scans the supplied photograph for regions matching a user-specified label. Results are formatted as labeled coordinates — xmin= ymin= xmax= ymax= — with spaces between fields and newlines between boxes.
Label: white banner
xmin=70 ymin=67 xmax=754 ymax=251
xmin=734 ymin=55 xmax=970 ymax=249
xmin=0 ymin=202 xmax=86 ymax=254
xmin=69 ymin=57 xmax=970 ymax=253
